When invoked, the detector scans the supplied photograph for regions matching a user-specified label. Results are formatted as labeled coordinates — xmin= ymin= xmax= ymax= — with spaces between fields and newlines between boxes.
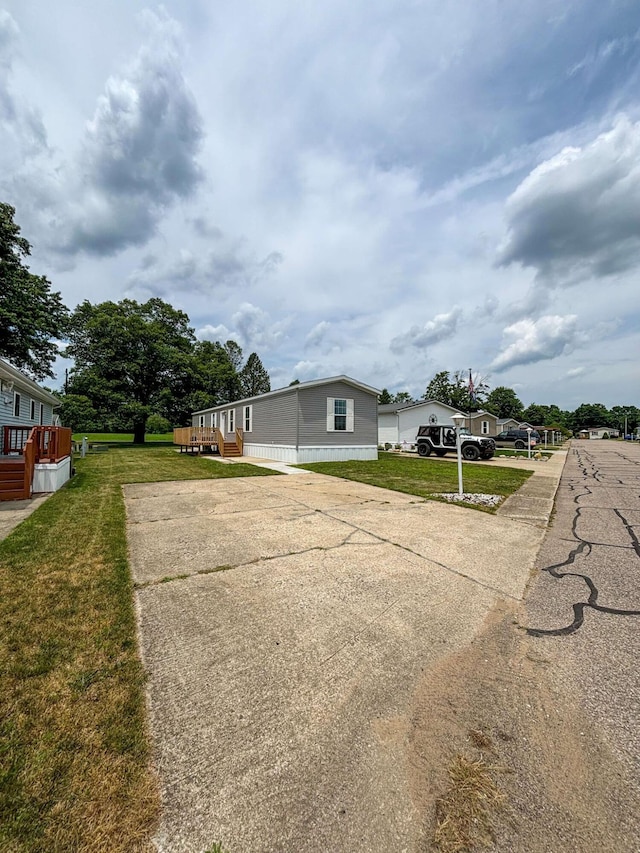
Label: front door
xmin=220 ymin=411 xmax=226 ymax=437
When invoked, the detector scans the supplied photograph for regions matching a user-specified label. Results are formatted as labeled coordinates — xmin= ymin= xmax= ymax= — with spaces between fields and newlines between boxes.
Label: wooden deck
xmin=0 ymin=426 xmax=73 ymax=501
xmin=173 ymin=427 xmax=243 ymax=458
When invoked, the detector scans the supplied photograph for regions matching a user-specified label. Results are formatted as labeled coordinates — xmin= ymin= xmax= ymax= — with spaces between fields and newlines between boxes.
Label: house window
xmin=40 ymin=403 xmax=44 ymax=425
xmin=199 ymin=415 xmax=205 ymax=427
xmin=13 ymin=392 xmax=21 ymax=418
xmin=326 ymin=397 xmax=354 ymax=432
xmin=211 ymin=412 xmax=217 ymax=428
xmin=228 ymin=408 xmax=235 ymax=432
xmin=244 ymin=405 xmax=252 ymax=432
xmin=31 ymin=400 xmax=36 ymax=420
xmin=482 ymin=420 xmax=489 ymax=434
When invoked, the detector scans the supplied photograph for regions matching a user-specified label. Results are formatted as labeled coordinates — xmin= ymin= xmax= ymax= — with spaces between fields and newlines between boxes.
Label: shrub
xmin=146 ymin=413 xmax=172 ymax=434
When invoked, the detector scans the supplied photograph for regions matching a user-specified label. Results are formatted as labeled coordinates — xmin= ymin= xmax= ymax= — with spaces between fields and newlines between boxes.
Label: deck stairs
xmin=222 ymin=440 xmax=242 ymax=457
xmin=0 ymin=458 xmax=28 ymax=501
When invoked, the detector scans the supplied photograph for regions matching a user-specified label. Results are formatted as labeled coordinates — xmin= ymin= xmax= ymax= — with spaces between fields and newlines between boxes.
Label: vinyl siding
xmin=298 ymin=381 xmax=377 ymax=447
xmin=192 ymin=390 xmax=298 ymax=443
xmin=0 ymin=393 xmax=54 ymax=453
xmin=245 ymin=390 xmax=298 ymax=444
xmin=191 ymin=380 xmax=378 ymax=449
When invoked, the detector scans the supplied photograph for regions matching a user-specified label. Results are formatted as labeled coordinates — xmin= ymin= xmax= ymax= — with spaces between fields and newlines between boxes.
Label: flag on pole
xmin=468 ymin=369 xmax=476 ymax=403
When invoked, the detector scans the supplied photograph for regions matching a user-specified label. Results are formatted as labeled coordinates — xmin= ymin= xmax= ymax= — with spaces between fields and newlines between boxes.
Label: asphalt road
xmin=521 ymin=440 xmax=640 ymax=846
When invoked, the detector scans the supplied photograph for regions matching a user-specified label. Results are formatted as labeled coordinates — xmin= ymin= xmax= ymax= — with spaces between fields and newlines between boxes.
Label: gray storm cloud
xmin=61 ymin=9 xmax=203 ymax=256
xmin=497 ymin=117 xmax=640 ymax=282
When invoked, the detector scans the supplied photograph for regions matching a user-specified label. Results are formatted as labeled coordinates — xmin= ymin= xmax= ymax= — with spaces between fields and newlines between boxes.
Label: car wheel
xmin=514 ymin=440 xmax=525 ymax=449
xmin=434 ymin=449 xmax=447 ymax=456
xmin=418 ymin=443 xmax=431 ymax=457
xmin=462 ymin=445 xmax=480 ymax=461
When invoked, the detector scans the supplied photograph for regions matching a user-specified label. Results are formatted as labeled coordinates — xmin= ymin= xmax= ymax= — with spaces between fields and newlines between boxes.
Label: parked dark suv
xmin=494 ymin=429 xmax=540 ymax=449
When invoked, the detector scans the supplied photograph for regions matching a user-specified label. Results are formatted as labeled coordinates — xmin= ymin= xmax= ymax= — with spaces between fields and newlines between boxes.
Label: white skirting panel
xmin=243 ymin=444 xmax=298 ymax=463
xmin=33 ymin=457 xmax=72 ymax=493
xmin=243 ymin=444 xmax=378 ymax=463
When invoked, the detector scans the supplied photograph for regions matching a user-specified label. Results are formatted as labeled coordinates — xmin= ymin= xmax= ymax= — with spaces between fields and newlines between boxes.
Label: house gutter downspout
xmin=295 ymin=388 xmax=300 ymax=452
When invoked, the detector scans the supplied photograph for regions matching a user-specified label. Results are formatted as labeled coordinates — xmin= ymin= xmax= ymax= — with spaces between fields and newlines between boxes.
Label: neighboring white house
xmin=378 ymin=399 xmax=466 ymax=446
xmin=578 ymin=426 xmax=620 ymax=439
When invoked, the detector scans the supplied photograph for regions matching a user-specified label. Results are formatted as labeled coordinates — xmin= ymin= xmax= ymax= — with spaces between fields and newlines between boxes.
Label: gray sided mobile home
xmin=191 ymin=376 xmax=379 ymax=463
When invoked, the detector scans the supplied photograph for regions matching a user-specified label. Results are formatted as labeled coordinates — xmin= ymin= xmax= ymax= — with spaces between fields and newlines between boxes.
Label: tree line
xmin=1 ymin=203 xmax=270 ymax=442
xmin=2 ymin=203 xmax=637 ymax=441
xmin=379 ymin=371 xmax=639 ymax=436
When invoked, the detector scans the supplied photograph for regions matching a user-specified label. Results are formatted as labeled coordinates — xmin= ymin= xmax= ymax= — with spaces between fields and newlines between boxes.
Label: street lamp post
xmin=526 ymin=427 xmax=533 ymax=459
xmin=451 ymin=413 xmax=465 ymax=496
xmin=544 ymin=430 xmax=548 ymax=450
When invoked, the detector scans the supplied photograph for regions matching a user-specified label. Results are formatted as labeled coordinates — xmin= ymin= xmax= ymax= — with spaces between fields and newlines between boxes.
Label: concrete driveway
xmin=126 ymin=471 xmax=552 ymax=853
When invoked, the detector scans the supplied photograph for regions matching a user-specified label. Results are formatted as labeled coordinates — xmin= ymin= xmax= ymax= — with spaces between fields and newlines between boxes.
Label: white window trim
xmin=211 ymin=412 xmax=217 ymax=428
xmin=13 ymin=392 xmax=21 ymax=418
xmin=30 ymin=399 xmax=36 ymax=420
xmin=228 ymin=408 xmax=235 ymax=433
xmin=40 ymin=403 xmax=44 ymax=425
xmin=326 ymin=397 xmax=354 ymax=432
xmin=199 ymin=415 xmax=205 ymax=427
xmin=482 ymin=420 xmax=489 ymax=434
xmin=244 ymin=405 xmax=252 ymax=432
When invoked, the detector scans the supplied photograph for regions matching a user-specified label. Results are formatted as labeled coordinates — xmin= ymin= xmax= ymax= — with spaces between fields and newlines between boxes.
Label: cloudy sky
xmin=1 ymin=1 xmax=639 ymax=408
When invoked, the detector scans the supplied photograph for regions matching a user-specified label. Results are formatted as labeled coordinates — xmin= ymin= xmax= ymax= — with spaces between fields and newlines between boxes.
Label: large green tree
xmin=378 ymin=388 xmax=392 ymax=404
xmin=0 ymin=202 xmax=68 ymax=379
xmin=423 ymin=370 xmax=487 ymax=411
xmin=240 ymin=352 xmax=271 ymax=398
xmin=65 ymin=298 xmax=196 ymax=443
xmin=485 ymin=386 xmax=524 ymax=419
xmin=392 ymin=391 xmax=414 ymax=405
xmin=569 ymin=403 xmax=612 ymax=433
xmin=610 ymin=405 xmax=640 ymax=435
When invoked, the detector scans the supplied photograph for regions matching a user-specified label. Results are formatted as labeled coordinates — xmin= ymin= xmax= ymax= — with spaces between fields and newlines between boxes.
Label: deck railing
xmin=173 ymin=426 xmax=219 ymax=447
xmin=173 ymin=426 xmax=243 ymax=457
xmin=2 ymin=426 xmax=72 ymax=462
xmin=23 ymin=433 xmax=36 ymax=498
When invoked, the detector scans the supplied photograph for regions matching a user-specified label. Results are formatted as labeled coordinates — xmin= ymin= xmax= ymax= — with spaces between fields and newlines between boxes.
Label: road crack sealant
xmin=527 ymin=445 xmax=640 ymax=637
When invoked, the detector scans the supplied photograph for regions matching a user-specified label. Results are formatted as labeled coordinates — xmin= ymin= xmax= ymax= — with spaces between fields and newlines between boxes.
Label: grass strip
xmin=434 ymin=752 xmax=507 ymax=852
xmin=72 ymin=433 xmax=174 ymax=443
xmin=298 ymin=454 xmax=532 ymax=512
xmin=0 ymin=448 xmax=275 ymax=852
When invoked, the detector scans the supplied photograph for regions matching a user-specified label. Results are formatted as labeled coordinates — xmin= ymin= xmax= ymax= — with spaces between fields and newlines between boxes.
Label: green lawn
xmin=0 ymin=448 xmax=275 ymax=852
xmin=71 ymin=432 xmax=174 ymax=443
xmin=298 ymin=453 xmax=532 ymax=511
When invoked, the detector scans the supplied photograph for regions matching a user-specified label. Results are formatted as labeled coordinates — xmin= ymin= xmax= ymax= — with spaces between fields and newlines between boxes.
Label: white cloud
xmin=196 ymin=323 xmax=234 ymax=343
xmin=498 ymin=116 xmax=640 ymax=282
xmin=390 ymin=307 xmax=462 ymax=353
xmin=305 ymin=321 xmax=332 ymax=348
xmin=491 ymin=315 xmax=581 ymax=371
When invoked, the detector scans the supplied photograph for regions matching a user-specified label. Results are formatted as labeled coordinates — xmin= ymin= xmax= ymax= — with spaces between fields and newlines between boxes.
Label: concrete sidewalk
xmin=0 ymin=493 xmax=51 ymax=543
xmin=126 ymin=456 xmax=567 ymax=853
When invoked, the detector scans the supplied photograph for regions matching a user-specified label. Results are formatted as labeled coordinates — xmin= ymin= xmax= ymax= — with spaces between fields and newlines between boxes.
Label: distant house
xmin=0 ymin=358 xmax=72 ymax=500
xmin=497 ymin=417 xmax=521 ymax=432
xmin=465 ymin=410 xmax=499 ymax=436
xmin=186 ymin=375 xmax=379 ymax=463
xmin=578 ymin=426 xmax=619 ymax=440
xmin=378 ymin=399 xmax=466 ymax=446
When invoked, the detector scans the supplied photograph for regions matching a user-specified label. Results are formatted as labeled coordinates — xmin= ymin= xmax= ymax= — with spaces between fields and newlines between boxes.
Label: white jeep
xmin=415 ymin=424 xmax=495 ymax=461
